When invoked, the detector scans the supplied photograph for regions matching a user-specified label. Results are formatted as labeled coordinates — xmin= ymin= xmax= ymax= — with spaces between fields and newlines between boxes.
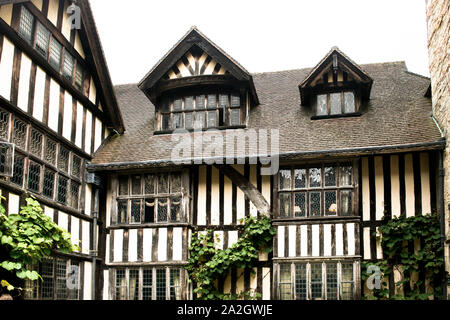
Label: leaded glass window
xmin=27 ymin=161 xmax=41 ymax=193
xmin=156 ymin=269 xmax=166 ymax=300
xmin=315 ymin=91 xmax=357 ymax=116
xmin=341 ymin=263 xmax=354 ymax=300
xmin=41 ymin=258 xmax=54 ymax=300
xmin=326 ymin=264 xmax=338 ymax=300
xmin=74 ymin=63 xmax=84 ymax=91
xmin=128 ymin=269 xmax=139 ymax=301
xmin=34 ymin=22 xmax=50 ymax=58
xmin=310 ymin=264 xmax=323 ymax=300
xmin=0 ymin=109 xmax=9 ymax=139
xmin=71 ymin=155 xmax=81 ymax=178
xmin=115 ymin=269 xmax=127 ymax=300
xmin=70 ymin=181 xmax=80 ymax=209
xmin=45 ymin=138 xmax=57 ymax=166
xmin=142 ymin=269 xmax=153 ymax=300
xmin=29 ymin=129 xmax=43 ymax=158
xmin=18 ymin=6 xmax=34 ymax=44
xmin=63 ymin=52 xmax=74 ymax=82
xmin=58 ymin=147 xmax=69 ymax=173
xmin=295 ymin=264 xmax=307 ymax=300
xmin=43 ymin=169 xmax=55 ymax=198
xmin=49 ymin=37 xmax=62 ymax=71
xmin=13 ymin=119 xmax=27 ymax=150
xmin=55 ymin=259 xmax=67 ymax=299
xmin=11 ymin=154 xmax=25 ymax=186
xmin=278 ymin=164 xmax=354 ymax=218
xmin=57 ymin=175 xmax=68 ymax=204
xmin=130 ymin=200 xmax=141 ymax=223
xmin=170 ymin=269 xmax=181 ymax=300
xmin=279 ymin=264 xmax=292 ymax=300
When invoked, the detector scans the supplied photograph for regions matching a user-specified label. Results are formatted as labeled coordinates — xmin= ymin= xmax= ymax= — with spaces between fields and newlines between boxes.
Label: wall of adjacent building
xmin=426 ymin=0 xmax=450 ymax=297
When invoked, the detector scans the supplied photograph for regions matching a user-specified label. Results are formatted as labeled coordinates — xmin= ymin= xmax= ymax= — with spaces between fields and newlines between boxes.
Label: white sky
xmin=90 ymin=0 xmax=431 ymax=85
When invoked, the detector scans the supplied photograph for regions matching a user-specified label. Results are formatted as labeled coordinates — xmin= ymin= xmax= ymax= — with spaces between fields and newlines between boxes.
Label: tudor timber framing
xmin=213 ymin=164 xmax=271 ymax=217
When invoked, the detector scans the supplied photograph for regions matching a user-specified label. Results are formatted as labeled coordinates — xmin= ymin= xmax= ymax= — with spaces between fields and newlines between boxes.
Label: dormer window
xmin=316 ymin=91 xmax=356 ymax=116
xmin=159 ymin=92 xmax=242 ymax=131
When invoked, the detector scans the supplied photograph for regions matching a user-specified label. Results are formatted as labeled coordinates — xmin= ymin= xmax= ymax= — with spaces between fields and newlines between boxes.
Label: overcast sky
xmin=90 ymin=0 xmax=431 ymax=85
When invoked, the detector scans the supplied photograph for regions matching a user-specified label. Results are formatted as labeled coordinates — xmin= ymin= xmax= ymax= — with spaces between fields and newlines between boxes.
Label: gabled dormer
xmin=138 ymin=27 xmax=259 ymax=133
xmin=299 ymin=47 xmax=373 ymax=119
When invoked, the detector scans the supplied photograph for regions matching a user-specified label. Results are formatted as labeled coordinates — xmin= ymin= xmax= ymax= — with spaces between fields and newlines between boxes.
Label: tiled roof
xmin=90 ymin=61 xmax=443 ymax=169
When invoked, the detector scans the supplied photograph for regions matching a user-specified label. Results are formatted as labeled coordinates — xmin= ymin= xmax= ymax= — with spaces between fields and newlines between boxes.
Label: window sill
xmin=311 ymin=112 xmax=361 ymax=120
xmin=154 ymin=125 xmax=247 ymax=135
xmin=273 ymin=216 xmax=360 ymax=224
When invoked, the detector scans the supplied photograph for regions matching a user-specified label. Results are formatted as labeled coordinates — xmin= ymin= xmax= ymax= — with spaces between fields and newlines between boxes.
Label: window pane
xmin=173 ymin=99 xmax=182 ymax=111
xmin=310 ymin=264 xmax=323 ymax=300
xmin=173 ymin=113 xmax=183 ymax=129
xmin=115 ymin=269 xmax=126 ymax=300
xmin=184 ymin=96 xmax=194 ymax=111
xmin=74 ymin=64 xmax=84 ymax=91
xmin=294 ymin=192 xmax=306 ymax=217
xmin=196 ymin=95 xmax=206 ymax=109
xmin=161 ymin=114 xmax=171 ymax=130
xmin=117 ymin=200 xmax=127 ymax=224
xmin=45 ymin=139 xmax=57 ymax=166
xmin=29 ymin=129 xmax=43 ymax=157
xmin=171 ymin=173 xmax=182 ymax=193
xmin=309 ymin=168 xmax=322 ymax=188
xmin=170 ymin=196 xmax=181 ymax=222
xmin=330 ymin=93 xmax=341 ymax=115
xmin=295 ymin=264 xmax=307 ymax=300
xmin=119 ymin=176 xmax=128 ymax=195
xmin=56 ymin=259 xmax=67 ymax=300
xmin=339 ymin=165 xmax=353 ymax=186
xmin=71 ymin=155 xmax=81 ymax=177
xmin=57 ymin=175 xmax=68 ymax=204
xmin=43 ymin=169 xmax=55 ymax=198
xmin=219 ymin=94 xmax=228 ymax=107
xmin=41 ymin=259 xmax=54 ymax=299
xmin=279 ymin=170 xmax=291 ymax=190
xmin=131 ymin=175 xmax=142 ymax=195
xmin=130 ymin=200 xmax=141 ymax=223
xmin=28 ymin=161 xmax=41 ymax=193
xmin=279 ymin=264 xmax=292 ymax=300
xmin=0 ymin=109 xmax=9 ymax=139
xmin=129 ymin=269 xmax=139 ymax=301
xmin=0 ymin=146 xmax=7 ymax=175
xmin=58 ymin=147 xmax=69 ymax=173
xmin=317 ymin=94 xmax=327 ymax=116
xmin=35 ymin=22 xmax=50 ymax=58
xmin=185 ymin=113 xmax=193 ymax=129
xmin=143 ymin=269 xmax=153 ymax=300
xmin=157 ymin=198 xmax=168 ymax=222
xmin=68 ymin=262 xmax=80 ymax=300
xmin=156 ymin=269 xmax=166 ymax=300
xmin=207 ymin=95 xmax=216 ymax=109
xmin=230 ymin=109 xmax=240 ymax=126
xmin=11 ymin=154 xmax=25 ymax=186
xmin=63 ymin=52 xmax=74 ymax=82
xmin=160 ymin=99 xmax=170 ymax=112
xmin=344 ymin=92 xmax=355 ymax=113
xmin=170 ymin=269 xmax=181 ymax=300
xmin=309 ymin=192 xmax=321 ymax=216
xmin=341 ymin=263 xmax=354 ymax=300
xmin=207 ymin=110 xmax=216 ymax=127
xmin=158 ymin=174 xmax=169 ymax=194
xmin=13 ymin=119 xmax=27 ymax=150
xmin=294 ymin=169 xmax=306 ymax=189
xmin=49 ymin=37 xmax=62 ymax=71
xmin=326 ymin=264 xmax=338 ymax=300
xmin=279 ymin=193 xmax=291 ymax=218
xmin=324 ymin=167 xmax=336 ymax=187
xmin=18 ymin=7 xmax=34 ymax=44
xmin=70 ymin=181 xmax=79 ymax=209
xmin=325 ymin=191 xmax=337 ymax=216
xmin=144 ymin=174 xmax=155 ymax=194
xmin=144 ymin=199 xmax=155 ymax=223
xmin=231 ymin=95 xmax=241 ymax=107
xmin=340 ymin=190 xmax=353 ymax=216
xmin=195 ymin=111 xmax=206 ymax=129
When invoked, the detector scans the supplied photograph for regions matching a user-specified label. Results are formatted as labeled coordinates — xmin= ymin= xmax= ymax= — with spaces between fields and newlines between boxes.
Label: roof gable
xmin=299 ymin=47 xmax=373 ymax=106
xmin=138 ymin=27 xmax=259 ymax=105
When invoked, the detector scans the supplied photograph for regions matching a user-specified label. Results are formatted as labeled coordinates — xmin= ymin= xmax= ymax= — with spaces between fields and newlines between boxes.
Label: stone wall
xmin=426 ymin=0 xmax=450 ymax=298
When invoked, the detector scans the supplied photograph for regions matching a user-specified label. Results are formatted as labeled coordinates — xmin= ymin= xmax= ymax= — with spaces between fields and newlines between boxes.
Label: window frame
xmin=277 ymin=261 xmax=358 ymax=300
xmin=314 ymin=90 xmax=358 ymax=118
xmin=113 ymin=267 xmax=183 ymax=301
xmin=277 ymin=162 xmax=356 ymax=219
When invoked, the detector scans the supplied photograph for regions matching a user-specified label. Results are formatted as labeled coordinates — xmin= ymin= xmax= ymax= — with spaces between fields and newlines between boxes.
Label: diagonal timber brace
xmin=213 ymin=165 xmax=271 ymax=217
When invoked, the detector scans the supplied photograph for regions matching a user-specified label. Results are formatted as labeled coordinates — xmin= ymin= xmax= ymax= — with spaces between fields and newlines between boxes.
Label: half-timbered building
xmin=0 ymin=0 xmax=123 ymax=300
xmin=0 ymin=1 xmax=446 ymax=301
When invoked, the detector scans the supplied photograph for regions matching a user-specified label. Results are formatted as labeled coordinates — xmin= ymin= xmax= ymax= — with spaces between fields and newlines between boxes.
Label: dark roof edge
xmin=88 ymin=139 xmax=446 ymax=172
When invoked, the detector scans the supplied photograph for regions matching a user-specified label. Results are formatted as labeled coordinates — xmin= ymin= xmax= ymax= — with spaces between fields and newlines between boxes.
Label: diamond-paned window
xmin=71 ymin=155 xmax=81 ymax=178
xmin=57 ymin=175 xmax=68 ymax=204
xmin=70 ymin=181 xmax=80 ymax=209
xmin=58 ymin=147 xmax=69 ymax=173
xmin=11 ymin=154 xmax=25 ymax=186
xmin=13 ymin=119 xmax=27 ymax=150
xmin=29 ymin=129 xmax=43 ymax=158
xmin=27 ymin=161 xmax=41 ymax=193
xmin=43 ymin=168 xmax=55 ymax=199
